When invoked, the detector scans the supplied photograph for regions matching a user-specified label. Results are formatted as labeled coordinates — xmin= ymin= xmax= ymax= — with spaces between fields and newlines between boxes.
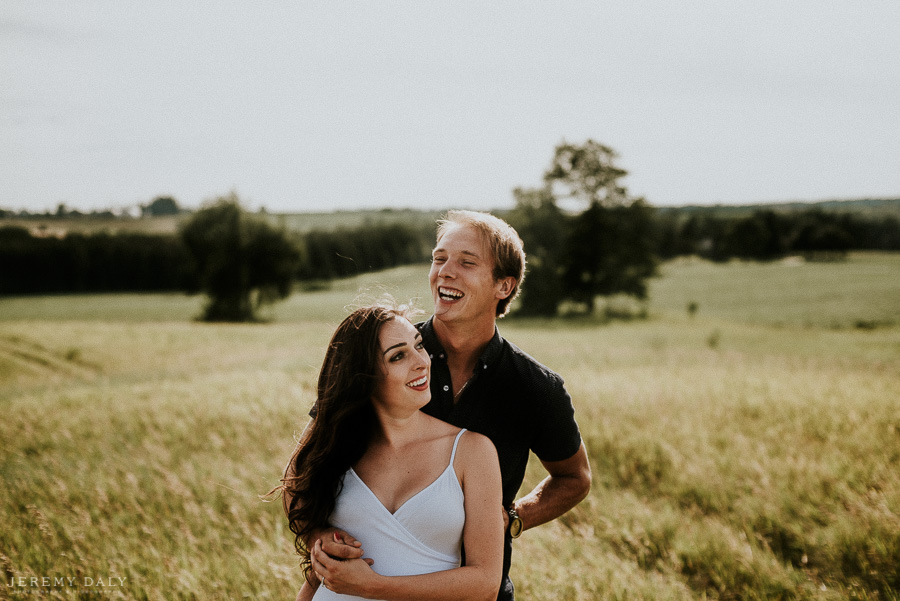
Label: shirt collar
xmin=419 ymin=316 xmax=504 ymax=371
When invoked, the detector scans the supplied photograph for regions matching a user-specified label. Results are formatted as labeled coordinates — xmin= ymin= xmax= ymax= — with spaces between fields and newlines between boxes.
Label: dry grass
xmin=1 ymin=256 xmax=898 ymax=599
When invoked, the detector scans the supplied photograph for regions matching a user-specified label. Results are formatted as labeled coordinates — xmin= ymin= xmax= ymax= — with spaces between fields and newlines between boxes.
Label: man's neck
xmin=432 ymin=314 xmax=496 ymax=369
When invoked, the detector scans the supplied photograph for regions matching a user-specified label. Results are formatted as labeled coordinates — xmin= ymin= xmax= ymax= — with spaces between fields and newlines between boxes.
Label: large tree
xmin=180 ymin=193 xmax=300 ymax=322
xmin=512 ymin=139 xmax=658 ymax=316
xmin=545 ymin=139 xmax=630 ymax=207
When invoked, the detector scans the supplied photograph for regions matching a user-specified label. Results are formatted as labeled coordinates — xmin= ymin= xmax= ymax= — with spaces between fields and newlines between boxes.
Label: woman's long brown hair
xmin=281 ymin=303 xmax=409 ymax=578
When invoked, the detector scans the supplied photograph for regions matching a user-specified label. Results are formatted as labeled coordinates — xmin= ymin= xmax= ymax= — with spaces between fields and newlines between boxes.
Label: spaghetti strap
xmin=448 ymin=429 xmax=467 ymax=466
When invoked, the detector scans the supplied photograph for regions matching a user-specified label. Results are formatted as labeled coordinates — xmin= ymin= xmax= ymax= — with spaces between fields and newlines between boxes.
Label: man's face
xmin=429 ymin=223 xmax=508 ymax=324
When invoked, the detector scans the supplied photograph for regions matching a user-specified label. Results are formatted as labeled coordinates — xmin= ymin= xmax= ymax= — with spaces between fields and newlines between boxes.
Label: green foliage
xmin=507 ymin=187 xmax=568 ymax=315
xmin=510 ymin=139 xmax=659 ymax=316
xmin=180 ymin=193 xmax=300 ymax=322
xmin=141 ymin=196 xmax=181 ymax=216
xmin=0 ymin=226 xmax=192 ymax=295
xmin=562 ymin=200 xmax=658 ymax=312
xmin=545 ymin=139 xmax=630 ymax=207
xmin=296 ymin=222 xmax=432 ymax=281
xmin=655 ymin=208 xmax=900 ymax=261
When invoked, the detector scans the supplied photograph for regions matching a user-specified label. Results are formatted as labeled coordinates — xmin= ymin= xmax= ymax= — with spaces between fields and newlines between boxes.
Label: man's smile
xmin=438 ymin=287 xmax=464 ymax=301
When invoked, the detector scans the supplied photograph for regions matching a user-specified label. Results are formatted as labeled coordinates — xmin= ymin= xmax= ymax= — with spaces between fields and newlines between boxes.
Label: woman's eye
xmin=390 ymin=352 xmax=404 ymax=362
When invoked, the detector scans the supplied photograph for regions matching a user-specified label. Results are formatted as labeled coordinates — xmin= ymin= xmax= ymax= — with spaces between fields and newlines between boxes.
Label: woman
xmin=280 ymin=302 xmax=503 ymax=600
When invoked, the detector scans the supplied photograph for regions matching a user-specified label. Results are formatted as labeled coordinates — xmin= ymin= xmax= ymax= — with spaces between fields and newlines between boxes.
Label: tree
xmin=507 ymin=187 xmax=569 ymax=315
xmin=545 ymin=140 xmax=629 ymax=207
xmin=511 ymin=139 xmax=658 ymax=316
xmin=143 ymin=196 xmax=181 ymax=216
xmin=180 ymin=193 xmax=300 ymax=322
xmin=561 ymin=200 xmax=657 ymax=313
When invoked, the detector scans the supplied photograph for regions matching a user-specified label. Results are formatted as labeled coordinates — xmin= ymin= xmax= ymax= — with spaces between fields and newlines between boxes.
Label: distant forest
xmin=1 ymin=197 xmax=899 ymax=297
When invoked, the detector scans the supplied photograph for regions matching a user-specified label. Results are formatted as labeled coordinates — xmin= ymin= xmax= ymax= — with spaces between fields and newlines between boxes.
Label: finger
xmin=334 ymin=531 xmax=363 ymax=548
xmin=323 ymin=536 xmax=365 ymax=560
xmin=314 ymin=541 xmax=344 ymax=572
xmin=311 ymin=540 xmax=328 ymax=574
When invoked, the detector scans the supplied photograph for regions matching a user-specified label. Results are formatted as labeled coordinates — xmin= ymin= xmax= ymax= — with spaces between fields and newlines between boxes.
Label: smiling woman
xmin=277 ymin=299 xmax=503 ymax=601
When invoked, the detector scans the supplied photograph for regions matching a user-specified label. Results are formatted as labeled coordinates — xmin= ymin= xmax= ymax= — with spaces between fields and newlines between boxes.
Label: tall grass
xmin=1 ymin=256 xmax=898 ymax=599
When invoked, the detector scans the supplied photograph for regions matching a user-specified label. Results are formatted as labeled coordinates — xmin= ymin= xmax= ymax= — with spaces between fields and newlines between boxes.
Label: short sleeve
xmin=529 ymin=372 xmax=582 ymax=462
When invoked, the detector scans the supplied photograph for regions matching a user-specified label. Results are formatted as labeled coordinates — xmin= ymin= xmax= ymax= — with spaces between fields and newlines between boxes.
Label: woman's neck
xmin=371 ymin=405 xmax=427 ymax=449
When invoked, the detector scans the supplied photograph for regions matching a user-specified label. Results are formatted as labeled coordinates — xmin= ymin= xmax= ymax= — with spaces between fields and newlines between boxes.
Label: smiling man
xmin=416 ymin=210 xmax=592 ymax=601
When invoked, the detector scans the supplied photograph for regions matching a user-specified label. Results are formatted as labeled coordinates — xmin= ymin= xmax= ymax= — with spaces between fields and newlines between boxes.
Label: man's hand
xmin=310 ymin=531 xmax=374 ymax=582
xmin=312 ymin=538 xmax=380 ymax=597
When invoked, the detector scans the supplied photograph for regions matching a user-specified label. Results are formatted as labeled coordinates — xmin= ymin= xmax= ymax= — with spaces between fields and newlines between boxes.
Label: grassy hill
xmin=1 ymin=256 xmax=898 ymax=599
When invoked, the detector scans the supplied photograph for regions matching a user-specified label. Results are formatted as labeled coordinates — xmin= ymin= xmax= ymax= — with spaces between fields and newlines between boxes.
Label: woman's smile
xmin=406 ymin=375 xmax=429 ymax=391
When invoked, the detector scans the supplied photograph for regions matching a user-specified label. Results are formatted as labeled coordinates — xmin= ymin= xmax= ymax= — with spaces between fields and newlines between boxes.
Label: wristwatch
xmin=507 ymin=505 xmax=523 ymax=539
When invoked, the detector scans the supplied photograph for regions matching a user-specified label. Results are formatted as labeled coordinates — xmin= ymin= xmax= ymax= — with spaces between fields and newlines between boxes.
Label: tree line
xmin=0 ymin=197 xmax=433 ymax=306
xmin=654 ymin=207 xmax=900 ymax=261
xmin=3 ymin=141 xmax=899 ymax=320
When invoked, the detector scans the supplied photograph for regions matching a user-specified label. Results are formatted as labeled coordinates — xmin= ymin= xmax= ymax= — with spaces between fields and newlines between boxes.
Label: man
xmin=308 ymin=210 xmax=591 ymax=600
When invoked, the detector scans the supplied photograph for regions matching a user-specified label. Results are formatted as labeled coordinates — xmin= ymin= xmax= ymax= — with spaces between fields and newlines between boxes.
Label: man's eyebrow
xmin=432 ymin=247 xmax=481 ymax=259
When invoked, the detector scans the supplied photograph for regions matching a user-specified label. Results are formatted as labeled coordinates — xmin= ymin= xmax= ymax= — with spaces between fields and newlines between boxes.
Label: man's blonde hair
xmin=436 ymin=210 xmax=526 ymax=317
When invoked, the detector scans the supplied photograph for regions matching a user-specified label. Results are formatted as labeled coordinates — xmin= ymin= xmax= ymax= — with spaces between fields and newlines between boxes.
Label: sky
xmin=2 ymin=1 xmax=899 ymax=214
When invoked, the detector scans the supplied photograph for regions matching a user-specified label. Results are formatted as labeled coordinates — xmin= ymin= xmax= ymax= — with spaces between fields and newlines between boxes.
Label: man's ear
xmin=495 ymin=277 xmax=516 ymax=300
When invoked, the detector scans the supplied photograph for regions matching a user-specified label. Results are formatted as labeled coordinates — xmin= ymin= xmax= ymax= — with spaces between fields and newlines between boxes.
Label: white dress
xmin=312 ymin=429 xmax=467 ymax=600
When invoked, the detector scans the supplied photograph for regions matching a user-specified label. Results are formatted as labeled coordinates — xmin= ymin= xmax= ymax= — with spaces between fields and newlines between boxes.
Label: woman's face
xmin=371 ymin=317 xmax=431 ymax=415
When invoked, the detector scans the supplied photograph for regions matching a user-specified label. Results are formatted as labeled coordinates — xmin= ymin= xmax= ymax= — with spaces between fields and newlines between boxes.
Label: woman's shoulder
xmin=456 ymin=429 xmax=498 ymax=463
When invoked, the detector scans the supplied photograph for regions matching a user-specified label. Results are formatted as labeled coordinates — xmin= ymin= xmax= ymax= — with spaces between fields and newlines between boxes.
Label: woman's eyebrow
xmin=382 ymin=342 xmax=407 ymax=355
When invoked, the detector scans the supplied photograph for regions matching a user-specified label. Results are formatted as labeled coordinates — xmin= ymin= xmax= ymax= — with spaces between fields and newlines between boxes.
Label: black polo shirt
xmin=417 ymin=317 xmax=583 ymax=601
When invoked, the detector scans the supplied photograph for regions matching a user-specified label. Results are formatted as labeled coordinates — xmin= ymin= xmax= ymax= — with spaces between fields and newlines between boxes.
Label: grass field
xmin=1 ymin=254 xmax=898 ymax=600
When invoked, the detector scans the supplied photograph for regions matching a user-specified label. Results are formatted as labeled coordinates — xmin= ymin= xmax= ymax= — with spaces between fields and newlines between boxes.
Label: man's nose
xmin=438 ymin=261 xmax=455 ymax=278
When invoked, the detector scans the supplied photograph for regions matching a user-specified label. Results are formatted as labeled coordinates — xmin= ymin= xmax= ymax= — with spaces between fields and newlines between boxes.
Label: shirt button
xmin=443 ymin=385 xmax=449 ymax=392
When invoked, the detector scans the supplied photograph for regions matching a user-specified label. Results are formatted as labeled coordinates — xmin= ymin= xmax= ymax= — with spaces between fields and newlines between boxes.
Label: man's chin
xmin=433 ymin=301 xmax=460 ymax=318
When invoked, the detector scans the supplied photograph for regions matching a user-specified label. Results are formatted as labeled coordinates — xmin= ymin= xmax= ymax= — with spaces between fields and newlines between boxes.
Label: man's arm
xmin=509 ymin=441 xmax=591 ymax=532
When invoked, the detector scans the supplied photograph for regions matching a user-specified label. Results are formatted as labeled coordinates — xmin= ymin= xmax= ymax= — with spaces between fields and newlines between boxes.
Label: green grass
xmin=647 ymin=252 xmax=900 ymax=329
xmin=1 ymin=255 xmax=899 ymax=599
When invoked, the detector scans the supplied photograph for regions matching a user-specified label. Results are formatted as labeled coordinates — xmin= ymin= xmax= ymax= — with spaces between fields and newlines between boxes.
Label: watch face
xmin=509 ymin=517 xmax=523 ymax=538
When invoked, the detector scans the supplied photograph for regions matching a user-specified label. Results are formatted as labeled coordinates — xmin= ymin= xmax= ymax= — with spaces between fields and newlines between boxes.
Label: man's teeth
xmin=407 ymin=376 xmax=427 ymax=388
xmin=439 ymin=287 xmax=463 ymax=300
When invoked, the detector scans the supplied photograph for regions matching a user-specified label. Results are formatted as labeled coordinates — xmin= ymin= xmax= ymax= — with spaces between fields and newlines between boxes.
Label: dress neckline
xmin=349 ymin=429 xmax=466 ymax=516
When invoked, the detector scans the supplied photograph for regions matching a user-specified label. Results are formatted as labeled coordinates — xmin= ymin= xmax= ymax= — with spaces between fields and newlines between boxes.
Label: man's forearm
xmin=515 ymin=443 xmax=591 ymax=531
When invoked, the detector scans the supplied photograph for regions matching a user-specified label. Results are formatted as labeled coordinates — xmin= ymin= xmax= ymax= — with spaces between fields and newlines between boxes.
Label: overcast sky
xmin=3 ymin=1 xmax=899 ymax=213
